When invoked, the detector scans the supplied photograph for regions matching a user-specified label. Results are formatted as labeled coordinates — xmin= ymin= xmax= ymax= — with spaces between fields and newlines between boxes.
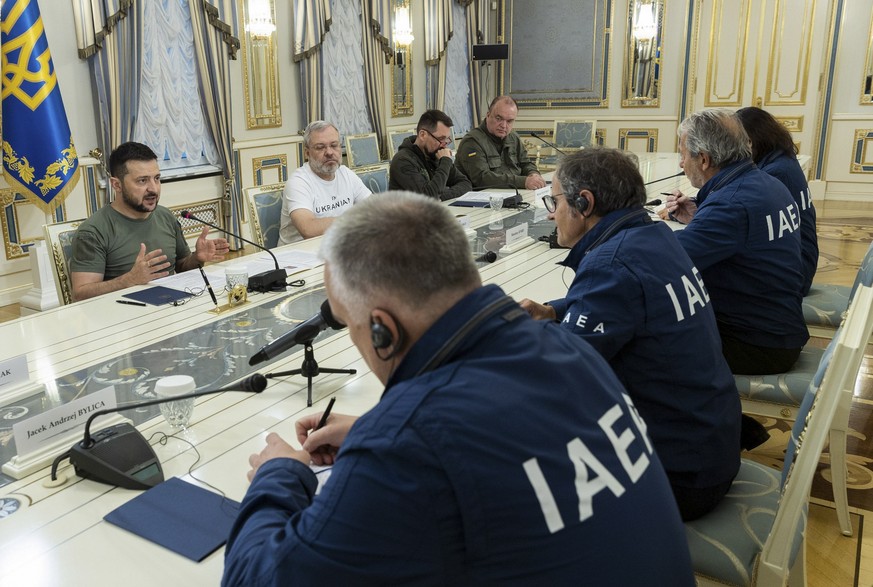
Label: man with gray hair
xmin=664 ymin=109 xmax=808 ymax=376
xmin=277 ymin=121 xmax=371 ymax=246
xmin=520 ymin=147 xmax=740 ymax=521
xmin=223 ymin=192 xmax=694 ymax=585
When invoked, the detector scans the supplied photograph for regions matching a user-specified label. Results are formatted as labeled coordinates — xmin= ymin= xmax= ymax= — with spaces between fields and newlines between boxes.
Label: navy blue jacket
xmin=223 ymin=285 xmax=694 ymax=586
xmin=549 ymin=209 xmax=741 ymax=490
xmin=675 ymin=161 xmax=809 ymax=349
xmin=758 ymin=150 xmax=818 ymax=295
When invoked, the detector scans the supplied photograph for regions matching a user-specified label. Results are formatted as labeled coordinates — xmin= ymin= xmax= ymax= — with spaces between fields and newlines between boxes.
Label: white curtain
xmin=423 ymin=0 xmax=452 ymax=109
xmin=136 ymin=0 xmax=218 ymax=168
xmin=361 ymin=0 xmax=393 ymax=158
xmin=464 ymin=0 xmax=490 ymax=124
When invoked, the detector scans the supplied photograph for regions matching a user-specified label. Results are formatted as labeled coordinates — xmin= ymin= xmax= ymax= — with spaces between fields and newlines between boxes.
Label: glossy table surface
xmin=0 ymin=153 xmax=691 ymax=586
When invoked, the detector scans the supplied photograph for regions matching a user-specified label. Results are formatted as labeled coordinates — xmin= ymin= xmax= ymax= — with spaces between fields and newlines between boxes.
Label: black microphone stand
xmin=265 ymin=338 xmax=356 ymax=406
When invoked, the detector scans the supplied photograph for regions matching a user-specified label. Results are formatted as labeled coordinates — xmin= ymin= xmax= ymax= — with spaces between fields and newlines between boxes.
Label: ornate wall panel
xmin=850 ymin=129 xmax=873 ymax=173
xmin=0 ymin=189 xmax=66 ymax=260
xmin=763 ymin=0 xmax=816 ymax=105
xmin=499 ymin=0 xmax=611 ymax=108
xmin=703 ymin=0 xmax=751 ymax=107
xmin=253 ymin=155 xmax=289 ymax=185
xmin=618 ymin=128 xmax=658 ymax=152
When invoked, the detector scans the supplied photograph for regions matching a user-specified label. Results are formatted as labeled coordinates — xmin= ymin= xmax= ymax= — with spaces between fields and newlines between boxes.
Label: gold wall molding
xmin=850 ymin=129 xmax=873 ymax=174
xmin=618 ymin=128 xmax=658 ymax=152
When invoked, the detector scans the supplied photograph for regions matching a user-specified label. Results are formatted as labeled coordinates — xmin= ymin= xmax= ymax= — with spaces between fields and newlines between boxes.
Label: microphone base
xmin=69 ymin=422 xmax=164 ymax=490
xmin=248 ymin=268 xmax=288 ymax=293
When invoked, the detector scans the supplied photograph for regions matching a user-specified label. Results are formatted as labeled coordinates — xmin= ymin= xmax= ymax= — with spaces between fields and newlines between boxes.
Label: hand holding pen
xmin=295 ymin=399 xmax=357 ymax=466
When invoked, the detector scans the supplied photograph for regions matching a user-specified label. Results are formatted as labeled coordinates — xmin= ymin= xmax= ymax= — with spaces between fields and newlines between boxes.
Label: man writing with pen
xmin=69 ymin=142 xmax=229 ymax=302
xmin=222 ymin=192 xmax=694 ymax=585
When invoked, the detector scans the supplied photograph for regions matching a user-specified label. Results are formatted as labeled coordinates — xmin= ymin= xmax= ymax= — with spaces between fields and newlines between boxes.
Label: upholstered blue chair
xmin=388 ymin=128 xmax=416 ymax=157
xmin=353 ymin=164 xmax=390 ymax=193
xmin=44 ymin=219 xmax=85 ymax=305
xmin=553 ymin=119 xmax=597 ymax=149
xmin=244 ymin=183 xmax=284 ymax=249
xmin=687 ymin=284 xmax=873 ymax=586
xmin=734 ymin=246 xmax=873 ymax=537
xmin=803 ymin=239 xmax=873 ymax=337
xmin=345 ymin=133 xmax=383 ymax=168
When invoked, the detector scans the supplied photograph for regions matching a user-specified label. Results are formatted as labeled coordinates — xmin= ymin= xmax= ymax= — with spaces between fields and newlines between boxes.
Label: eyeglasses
xmin=310 ymin=142 xmax=341 ymax=153
xmin=541 ymin=192 xmax=565 ymax=213
xmin=423 ymin=129 xmax=452 ymax=145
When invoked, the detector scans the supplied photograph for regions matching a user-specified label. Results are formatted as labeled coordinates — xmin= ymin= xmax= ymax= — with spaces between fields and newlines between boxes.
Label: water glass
xmin=225 ymin=265 xmax=249 ymax=290
xmin=489 ymin=195 xmax=504 ymax=211
xmin=154 ymin=375 xmax=196 ymax=428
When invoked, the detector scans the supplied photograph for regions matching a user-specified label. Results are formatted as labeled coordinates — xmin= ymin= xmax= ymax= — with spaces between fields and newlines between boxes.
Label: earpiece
xmin=370 ymin=317 xmax=394 ymax=350
xmin=571 ymin=194 xmax=589 ymax=213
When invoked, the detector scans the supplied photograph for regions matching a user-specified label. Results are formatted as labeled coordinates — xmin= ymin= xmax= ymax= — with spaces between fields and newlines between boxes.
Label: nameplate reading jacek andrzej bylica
xmin=0 ymin=354 xmax=29 ymax=392
xmin=12 ymin=387 xmax=117 ymax=457
xmin=505 ymin=222 xmax=529 ymax=245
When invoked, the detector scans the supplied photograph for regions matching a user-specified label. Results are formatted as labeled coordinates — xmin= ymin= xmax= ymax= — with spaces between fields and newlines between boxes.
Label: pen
xmin=316 ymin=397 xmax=336 ymax=430
xmin=116 ymin=299 xmax=146 ymax=307
xmin=660 ymin=192 xmax=674 ymax=196
xmin=199 ymin=266 xmax=219 ymax=306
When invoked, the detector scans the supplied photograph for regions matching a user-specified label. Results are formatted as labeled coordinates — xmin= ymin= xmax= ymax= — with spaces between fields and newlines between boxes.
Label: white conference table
xmin=0 ymin=152 xmax=689 ymax=586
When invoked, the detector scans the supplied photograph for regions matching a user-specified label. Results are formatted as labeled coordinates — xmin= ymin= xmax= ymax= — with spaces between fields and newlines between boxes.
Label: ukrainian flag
xmin=1 ymin=0 xmax=79 ymax=212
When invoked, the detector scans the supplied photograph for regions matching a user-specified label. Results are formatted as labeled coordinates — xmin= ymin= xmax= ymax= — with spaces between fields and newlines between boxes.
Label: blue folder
xmin=122 ymin=286 xmax=192 ymax=306
xmin=104 ymin=477 xmax=240 ymax=562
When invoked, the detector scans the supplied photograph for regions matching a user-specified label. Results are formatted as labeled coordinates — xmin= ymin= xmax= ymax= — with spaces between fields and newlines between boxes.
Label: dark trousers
xmin=670 ymin=478 xmax=734 ymax=521
xmin=720 ymin=334 xmax=804 ymax=450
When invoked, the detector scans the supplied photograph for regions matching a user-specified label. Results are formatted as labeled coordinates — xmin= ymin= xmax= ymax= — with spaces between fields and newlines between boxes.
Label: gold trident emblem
xmin=1 ymin=1 xmax=58 ymax=112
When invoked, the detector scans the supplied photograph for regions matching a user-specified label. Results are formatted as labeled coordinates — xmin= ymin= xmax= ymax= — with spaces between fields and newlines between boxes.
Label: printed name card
xmin=533 ymin=186 xmax=551 ymax=203
xmin=0 ymin=355 xmax=28 ymax=392
xmin=505 ymin=222 xmax=529 ymax=245
xmin=13 ymin=386 xmax=117 ymax=456
xmin=455 ymin=214 xmax=470 ymax=228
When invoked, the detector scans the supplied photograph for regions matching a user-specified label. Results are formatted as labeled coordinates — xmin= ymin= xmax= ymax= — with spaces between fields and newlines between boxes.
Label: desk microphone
xmin=529 ymin=131 xmax=567 ymax=155
xmin=62 ymin=373 xmax=267 ymax=490
xmin=181 ymin=210 xmax=288 ymax=293
xmin=643 ymin=171 xmax=684 ymax=186
xmin=249 ymin=299 xmax=345 ymax=366
xmin=475 ymin=250 xmax=497 ymax=263
xmin=464 ymin=185 xmax=525 ymax=208
xmin=645 ymin=199 xmax=662 ymax=206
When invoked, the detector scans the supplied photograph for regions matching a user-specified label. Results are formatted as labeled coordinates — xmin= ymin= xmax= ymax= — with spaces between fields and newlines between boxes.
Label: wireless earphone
xmin=571 ymin=192 xmax=589 ymax=213
xmin=370 ymin=317 xmax=393 ymax=349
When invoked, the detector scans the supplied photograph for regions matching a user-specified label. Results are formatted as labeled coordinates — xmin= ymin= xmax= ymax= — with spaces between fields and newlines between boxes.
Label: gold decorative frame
xmin=1 ymin=188 xmax=66 ymax=260
xmin=622 ymin=0 xmax=664 ymax=107
xmin=239 ymin=0 xmax=282 ymax=129
xmin=391 ymin=0 xmax=414 ymax=118
xmin=850 ymin=129 xmax=873 ymax=173
xmin=618 ymin=128 xmax=659 ymax=152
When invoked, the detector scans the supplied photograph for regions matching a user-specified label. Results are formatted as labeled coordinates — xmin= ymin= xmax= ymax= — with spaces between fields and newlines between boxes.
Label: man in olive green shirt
xmin=455 ymin=96 xmax=546 ymax=190
xmin=70 ymin=142 xmax=229 ymax=302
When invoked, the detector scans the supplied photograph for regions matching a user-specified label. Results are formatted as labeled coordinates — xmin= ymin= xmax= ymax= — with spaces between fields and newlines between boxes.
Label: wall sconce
xmin=632 ymin=1 xmax=657 ymax=41
xmin=393 ymin=5 xmax=414 ymax=46
xmin=246 ymin=0 xmax=276 ymax=39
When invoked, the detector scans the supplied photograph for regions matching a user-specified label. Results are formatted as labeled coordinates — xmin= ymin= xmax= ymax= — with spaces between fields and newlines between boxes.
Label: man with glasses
xmin=388 ymin=109 xmax=472 ymax=200
xmin=455 ymin=95 xmax=546 ymax=190
xmin=519 ymin=147 xmax=741 ymax=522
xmin=277 ymin=121 xmax=371 ymax=246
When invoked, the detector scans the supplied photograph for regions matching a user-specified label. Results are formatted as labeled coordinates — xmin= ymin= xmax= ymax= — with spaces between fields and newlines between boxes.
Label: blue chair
xmin=244 ymin=183 xmax=284 ymax=249
xmin=734 ymin=242 xmax=873 ymax=536
xmin=687 ymin=283 xmax=873 ymax=586
xmin=388 ymin=128 xmax=416 ymax=157
xmin=353 ymin=164 xmax=390 ymax=193
xmin=803 ymin=239 xmax=873 ymax=337
xmin=44 ymin=219 xmax=85 ymax=305
xmin=553 ymin=119 xmax=597 ymax=149
xmin=345 ymin=133 xmax=383 ymax=168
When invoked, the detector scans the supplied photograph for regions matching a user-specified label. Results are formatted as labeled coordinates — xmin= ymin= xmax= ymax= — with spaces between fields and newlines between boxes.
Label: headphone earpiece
xmin=370 ymin=317 xmax=394 ymax=350
xmin=572 ymin=194 xmax=589 ymax=213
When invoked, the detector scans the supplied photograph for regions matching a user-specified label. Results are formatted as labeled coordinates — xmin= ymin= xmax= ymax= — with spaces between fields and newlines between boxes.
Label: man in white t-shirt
xmin=277 ymin=121 xmax=372 ymax=246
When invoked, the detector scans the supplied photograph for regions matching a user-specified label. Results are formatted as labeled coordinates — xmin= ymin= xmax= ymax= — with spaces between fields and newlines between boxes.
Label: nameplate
xmin=0 ymin=355 xmax=28 ymax=392
xmin=456 ymin=215 xmax=470 ymax=228
xmin=13 ymin=387 xmax=117 ymax=457
xmin=505 ymin=222 xmax=529 ymax=245
xmin=533 ymin=206 xmax=550 ymax=223
xmin=533 ymin=186 xmax=551 ymax=203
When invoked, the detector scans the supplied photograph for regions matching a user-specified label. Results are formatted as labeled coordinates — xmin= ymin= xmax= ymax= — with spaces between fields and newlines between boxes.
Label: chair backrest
xmin=388 ymin=128 xmax=416 ymax=157
xmin=345 ymin=133 xmax=382 ymax=168
xmin=758 ymin=284 xmax=873 ymax=582
xmin=849 ymin=239 xmax=873 ymax=299
xmin=43 ymin=219 xmax=85 ymax=305
xmin=244 ymin=183 xmax=284 ymax=249
xmin=353 ymin=164 xmax=390 ymax=193
xmin=553 ymin=119 xmax=597 ymax=149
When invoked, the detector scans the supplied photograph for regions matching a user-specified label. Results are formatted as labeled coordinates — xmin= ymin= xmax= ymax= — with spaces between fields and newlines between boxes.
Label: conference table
xmin=0 ymin=153 xmax=691 ymax=585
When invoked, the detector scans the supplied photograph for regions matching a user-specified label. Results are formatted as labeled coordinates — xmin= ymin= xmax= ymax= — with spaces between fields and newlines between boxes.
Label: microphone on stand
xmin=180 ymin=210 xmax=288 ymax=293
xmin=249 ymin=299 xmax=345 ymax=366
xmin=62 ymin=373 xmax=268 ymax=490
xmin=643 ymin=171 xmax=684 ymax=186
xmin=529 ymin=131 xmax=568 ymax=156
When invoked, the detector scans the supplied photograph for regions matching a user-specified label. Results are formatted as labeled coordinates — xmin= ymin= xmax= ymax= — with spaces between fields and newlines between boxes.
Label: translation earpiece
xmin=572 ymin=194 xmax=589 ymax=213
xmin=370 ymin=317 xmax=394 ymax=350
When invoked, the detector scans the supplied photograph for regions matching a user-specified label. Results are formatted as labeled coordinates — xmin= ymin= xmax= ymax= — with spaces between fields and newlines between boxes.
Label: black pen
xmin=316 ymin=397 xmax=336 ymax=430
xmin=116 ymin=299 xmax=146 ymax=307
xmin=660 ymin=192 xmax=674 ymax=196
xmin=199 ymin=266 xmax=219 ymax=306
